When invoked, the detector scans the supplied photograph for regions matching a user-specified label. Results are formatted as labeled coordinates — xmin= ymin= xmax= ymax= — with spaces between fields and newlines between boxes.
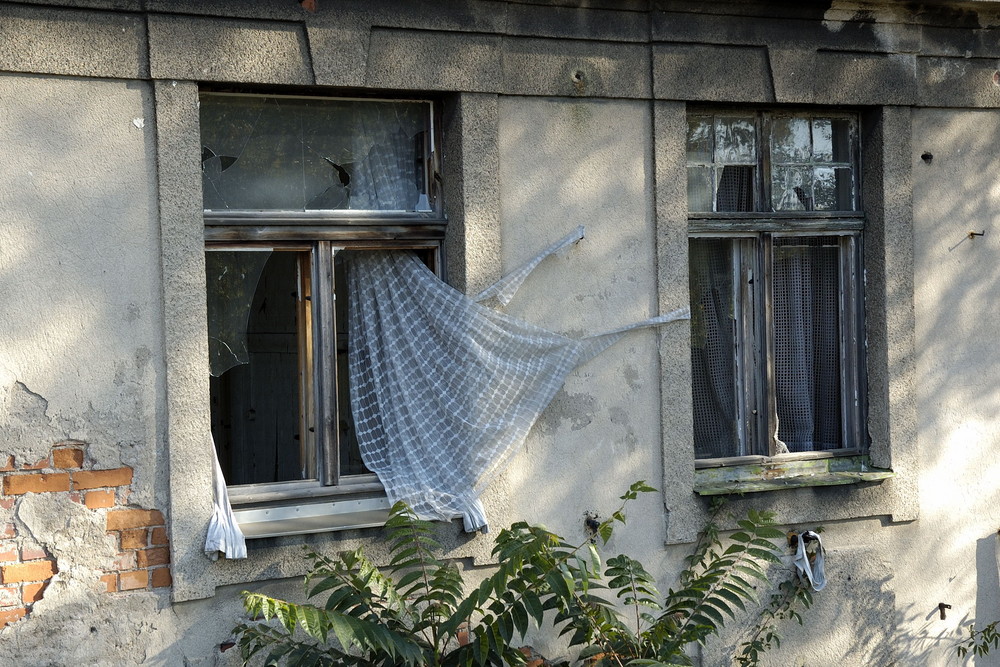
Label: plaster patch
xmin=533 ymin=388 xmax=596 ymax=435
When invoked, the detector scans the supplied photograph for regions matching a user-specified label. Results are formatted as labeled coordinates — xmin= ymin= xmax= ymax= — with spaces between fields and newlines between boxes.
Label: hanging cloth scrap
xmin=346 ymin=226 xmax=689 ymax=532
xmin=205 ymin=435 xmax=247 ymax=560
xmin=792 ymin=530 xmax=827 ymax=591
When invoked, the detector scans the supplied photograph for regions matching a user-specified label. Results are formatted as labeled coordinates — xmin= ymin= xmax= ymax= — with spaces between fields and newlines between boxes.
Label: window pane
xmin=209 ymin=251 xmax=311 ymax=484
xmin=813 ymin=167 xmax=854 ymax=211
xmin=714 ymin=116 xmax=756 ymax=163
xmin=772 ymin=166 xmax=814 ymax=211
xmin=686 ymin=117 xmax=714 ymax=163
xmin=771 ymin=117 xmax=811 ymax=163
xmin=687 ymin=166 xmax=713 ymax=212
xmin=716 ymin=166 xmax=755 ymax=212
xmin=334 ymin=253 xmax=369 ymax=477
xmin=200 ymin=95 xmax=429 ymax=212
xmin=689 ymin=238 xmax=741 ymax=458
xmin=772 ymin=237 xmax=843 ymax=452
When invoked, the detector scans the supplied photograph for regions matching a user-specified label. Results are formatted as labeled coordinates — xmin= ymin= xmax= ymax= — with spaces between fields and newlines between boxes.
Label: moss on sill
xmin=693 ymin=455 xmax=894 ymax=496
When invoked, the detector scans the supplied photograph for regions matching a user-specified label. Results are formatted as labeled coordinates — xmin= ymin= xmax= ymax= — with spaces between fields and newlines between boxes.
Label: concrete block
xmin=918 ymin=55 xmax=1000 ymax=107
xmin=12 ymin=0 xmax=141 ymax=10
xmin=505 ymin=2 xmax=648 ymax=42
xmin=652 ymin=9 xmax=919 ymax=55
xmin=0 ymin=4 xmax=146 ymax=79
xmin=366 ymin=28 xmax=501 ymax=92
xmin=148 ymin=15 xmax=313 ymax=85
xmin=502 ymin=36 xmax=650 ymax=98
xmin=769 ymin=48 xmax=916 ymax=105
xmin=145 ymin=0 xmax=303 ymax=20
xmin=653 ymin=43 xmax=773 ymax=102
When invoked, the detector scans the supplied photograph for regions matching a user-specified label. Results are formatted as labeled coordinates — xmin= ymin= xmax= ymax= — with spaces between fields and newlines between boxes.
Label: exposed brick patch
xmin=150 ymin=527 xmax=168 ymax=546
xmin=120 ymin=528 xmax=147 ymax=550
xmin=136 ymin=547 xmax=170 ymax=569
xmin=107 ymin=509 xmax=164 ymax=531
xmin=0 ymin=442 xmax=172 ymax=631
xmin=21 ymin=457 xmax=49 ymax=471
xmin=21 ymin=582 xmax=47 ymax=604
xmin=0 ymin=608 xmax=26 ymax=628
xmin=84 ymin=489 xmax=116 ymax=510
xmin=119 ymin=569 xmax=148 ymax=591
xmin=3 ymin=473 xmax=71 ymax=496
xmin=72 ymin=467 xmax=133 ymax=491
xmin=52 ymin=447 xmax=85 ymax=470
xmin=151 ymin=567 xmax=172 ymax=589
xmin=1 ymin=559 xmax=57 ymax=584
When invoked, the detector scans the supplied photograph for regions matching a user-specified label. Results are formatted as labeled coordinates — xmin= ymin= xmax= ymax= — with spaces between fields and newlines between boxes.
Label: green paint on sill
xmin=693 ymin=455 xmax=894 ymax=496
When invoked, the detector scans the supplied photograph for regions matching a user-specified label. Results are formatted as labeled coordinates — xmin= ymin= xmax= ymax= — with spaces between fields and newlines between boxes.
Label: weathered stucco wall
xmin=2 ymin=0 xmax=1000 ymax=665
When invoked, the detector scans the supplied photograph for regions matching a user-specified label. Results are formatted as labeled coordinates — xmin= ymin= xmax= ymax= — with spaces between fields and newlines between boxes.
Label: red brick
xmin=136 ymin=547 xmax=170 ymax=568
xmin=68 ymin=492 xmax=83 ymax=504
xmin=109 ymin=550 xmax=137 ymax=571
xmin=106 ymin=509 xmax=163 ymax=531
xmin=0 ymin=524 xmax=14 ymax=540
xmin=150 ymin=527 xmax=168 ymax=546
xmin=21 ymin=581 xmax=47 ymax=604
xmin=71 ymin=467 xmax=133 ymax=491
xmin=0 ymin=607 xmax=25 ymax=627
xmin=1 ymin=559 xmax=56 ymax=584
xmin=0 ymin=548 xmax=16 ymax=564
xmin=119 ymin=570 xmax=147 ymax=591
xmin=0 ymin=498 xmax=14 ymax=510
xmin=20 ymin=545 xmax=46 ymax=561
xmin=21 ymin=457 xmax=49 ymax=470
xmin=150 ymin=567 xmax=172 ymax=589
xmin=0 ymin=585 xmax=19 ymax=607
xmin=0 ymin=456 xmax=13 ymax=472
xmin=84 ymin=489 xmax=115 ymax=509
xmin=99 ymin=573 xmax=118 ymax=593
xmin=3 ymin=473 xmax=70 ymax=495
xmin=52 ymin=448 xmax=84 ymax=470
xmin=120 ymin=529 xmax=147 ymax=550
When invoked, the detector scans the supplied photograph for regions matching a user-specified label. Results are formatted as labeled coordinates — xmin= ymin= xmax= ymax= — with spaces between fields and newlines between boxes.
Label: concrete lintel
xmin=502 ymin=36 xmax=651 ymax=98
xmin=769 ymin=48 xmax=917 ymax=105
xmin=0 ymin=3 xmax=147 ymax=79
xmin=148 ymin=15 xmax=313 ymax=85
xmin=366 ymin=28 xmax=501 ymax=92
xmin=653 ymin=43 xmax=774 ymax=103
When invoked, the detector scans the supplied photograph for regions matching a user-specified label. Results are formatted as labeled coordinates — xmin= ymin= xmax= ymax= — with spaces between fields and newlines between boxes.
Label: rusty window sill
xmin=693 ymin=455 xmax=894 ymax=496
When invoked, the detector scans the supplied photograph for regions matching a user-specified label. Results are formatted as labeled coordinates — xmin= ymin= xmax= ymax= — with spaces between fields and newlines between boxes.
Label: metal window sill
xmin=693 ymin=455 xmax=893 ymax=496
xmin=234 ymin=495 xmax=391 ymax=539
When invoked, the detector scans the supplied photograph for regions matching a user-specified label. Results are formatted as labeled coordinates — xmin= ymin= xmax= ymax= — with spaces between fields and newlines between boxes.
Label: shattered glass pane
xmin=205 ymin=250 xmax=272 ymax=377
xmin=686 ymin=117 xmax=713 ymax=163
xmin=772 ymin=166 xmax=813 ymax=211
xmin=771 ymin=117 xmax=811 ymax=163
xmin=200 ymin=95 xmax=429 ymax=212
xmin=714 ymin=116 xmax=756 ymax=164
xmin=687 ymin=166 xmax=713 ymax=212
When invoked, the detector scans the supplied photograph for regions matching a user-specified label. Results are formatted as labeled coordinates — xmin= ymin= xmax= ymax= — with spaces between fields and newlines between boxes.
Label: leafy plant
xmin=736 ymin=576 xmax=813 ymax=666
xmin=957 ymin=620 xmax=1000 ymax=659
xmin=232 ymin=485 xmax=806 ymax=666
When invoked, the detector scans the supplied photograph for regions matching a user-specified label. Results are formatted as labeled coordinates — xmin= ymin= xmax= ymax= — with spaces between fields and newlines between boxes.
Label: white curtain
xmin=346 ymin=228 xmax=688 ymax=532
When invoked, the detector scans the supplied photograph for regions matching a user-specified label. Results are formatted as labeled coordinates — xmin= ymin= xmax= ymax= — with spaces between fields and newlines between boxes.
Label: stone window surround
xmin=159 ymin=83 xmax=916 ymax=600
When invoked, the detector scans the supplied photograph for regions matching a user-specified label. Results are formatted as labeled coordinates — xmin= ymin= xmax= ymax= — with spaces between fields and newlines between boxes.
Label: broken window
xmin=687 ymin=110 xmax=864 ymax=461
xmin=201 ymin=93 xmax=443 ymax=532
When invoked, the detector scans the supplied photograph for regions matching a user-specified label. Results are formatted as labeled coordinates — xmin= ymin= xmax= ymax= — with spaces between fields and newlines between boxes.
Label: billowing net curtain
xmin=346 ymin=228 xmax=688 ymax=532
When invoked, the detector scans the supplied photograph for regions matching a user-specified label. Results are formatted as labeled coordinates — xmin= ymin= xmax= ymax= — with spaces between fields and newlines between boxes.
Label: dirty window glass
xmin=205 ymin=250 xmax=272 ymax=377
xmin=686 ymin=112 xmax=857 ymax=213
xmin=200 ymin=95 xmax=431 ymax=212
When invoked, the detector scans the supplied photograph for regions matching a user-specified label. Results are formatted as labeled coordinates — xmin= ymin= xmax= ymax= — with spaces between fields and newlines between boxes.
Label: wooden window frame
xmin=688 ymin=109 xmax=867 ymax=469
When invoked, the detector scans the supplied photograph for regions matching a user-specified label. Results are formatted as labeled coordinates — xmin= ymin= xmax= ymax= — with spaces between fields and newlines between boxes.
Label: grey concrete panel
xmin=154 ymin=80 xmax=219 ymax=602
xmin=0 ymin=4 xmax=146 ymax=79
xmin=918 ymin=24 xmax=1000 ymax=58
xmin=10 ymin=0 xmax=140 ymax=9
xmin=505 ymin=3 xmax=648 ymax=42
xmin=769 ymin=49 xmax=916 ymax=105
xmin=652 ymin=10 xmax=920 ymax=56
xmin=652 ymin=101 xmax=701 ymax=545
xmin=502 ymin=36 xmax=651 ymax=98
xmin=306 ymin=16 xmax=371 ymax=87
xmin=148 ymin=15 xmax=313 ymax=85
xmin=652 ymin=43 xmax=774 ymax=103
xmin=146 ymin=0 xmax=304 ymax=20
xmin=517 ymin=0 xmax=648 ymax=10
xmin=918 ymin=55 xmax=1000 ymax=107
xmin=442 ymin=93 xmax=503 ymax=296
xmin=366 ymin=28 xmax=501 ymax=92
